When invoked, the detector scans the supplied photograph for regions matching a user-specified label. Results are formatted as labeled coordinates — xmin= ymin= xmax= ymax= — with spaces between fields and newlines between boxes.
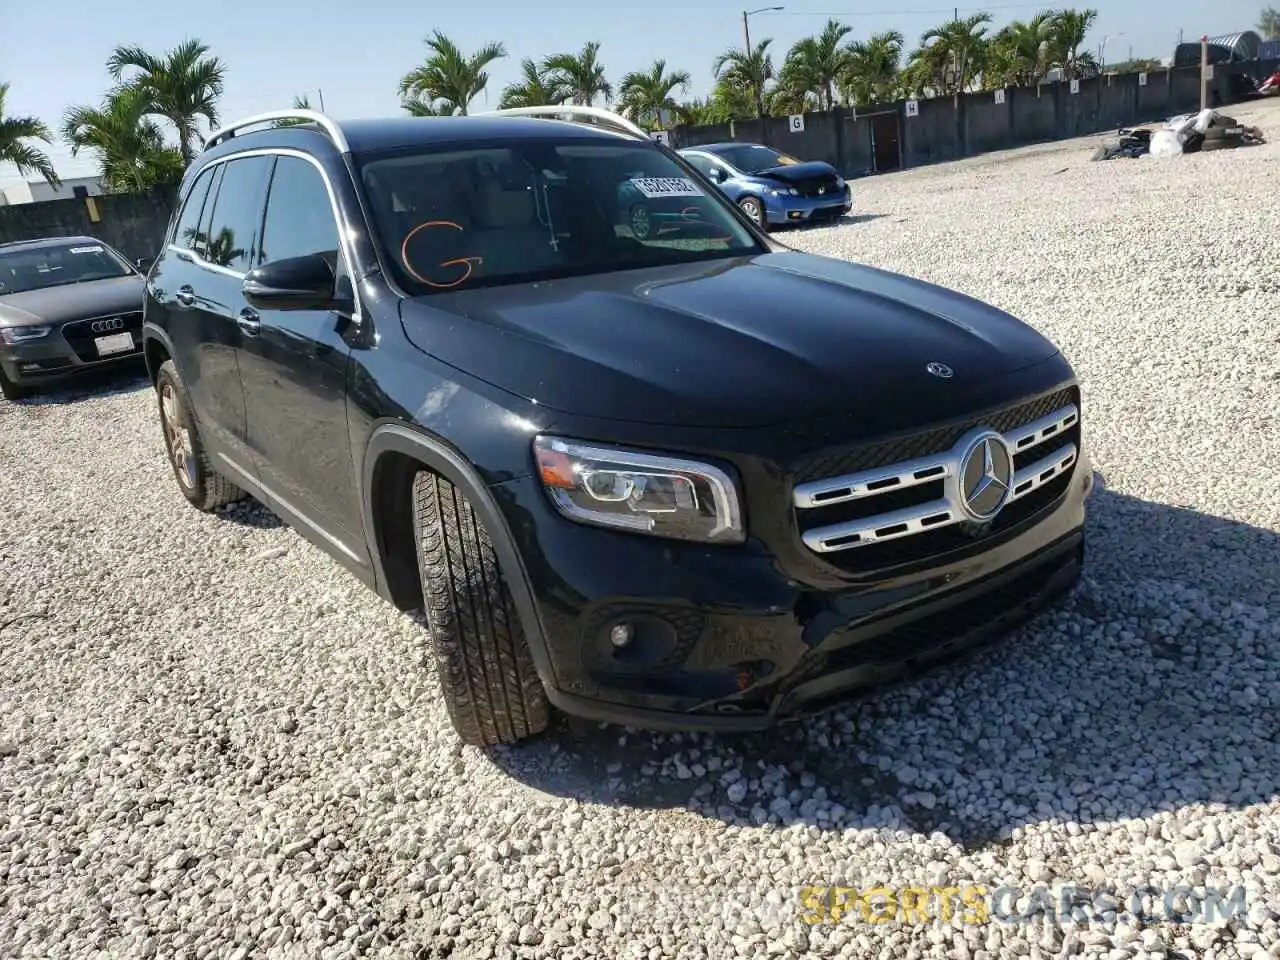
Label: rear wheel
xmin=155 ymin=360 xmax=245 ymax=511
xmin=738 ymin=196 xmax=768 ymax=231
xmin=0 ymin=366 xmax=31 ymax=401
xmin=411 ymin=470 xmax=550 ymax=748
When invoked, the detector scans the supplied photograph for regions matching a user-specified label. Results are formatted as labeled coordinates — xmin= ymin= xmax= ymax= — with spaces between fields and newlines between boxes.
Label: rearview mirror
xmin=242 ymin=253 xmax=340 ymax=311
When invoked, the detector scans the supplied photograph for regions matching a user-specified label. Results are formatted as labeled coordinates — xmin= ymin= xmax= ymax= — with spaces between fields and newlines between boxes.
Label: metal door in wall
xmin=870 ymin=113 xmax=902 ymax=172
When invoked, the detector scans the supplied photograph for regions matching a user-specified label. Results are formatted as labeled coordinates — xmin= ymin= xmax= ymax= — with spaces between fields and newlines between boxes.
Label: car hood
xmin=748 ymin=160 xmax=837 ymax=183
xmin=398 ymin=250 xmax=1062 ymax=429
xmin=0 ymin=275 xmax=146 ymax=327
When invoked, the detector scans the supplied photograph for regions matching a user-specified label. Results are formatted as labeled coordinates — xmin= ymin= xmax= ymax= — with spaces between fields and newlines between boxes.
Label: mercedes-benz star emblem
xmin=926 ymin=361 xmax=954 ymax=379
xmin=958 ymin=431 xmax=1014 ymax=521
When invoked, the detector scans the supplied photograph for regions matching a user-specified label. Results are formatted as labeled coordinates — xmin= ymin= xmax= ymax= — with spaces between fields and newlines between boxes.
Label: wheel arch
xmin=142 ymin=323 xmax=178 ymax=385
xmin=361 ymin=422 xmax=558 ymax=690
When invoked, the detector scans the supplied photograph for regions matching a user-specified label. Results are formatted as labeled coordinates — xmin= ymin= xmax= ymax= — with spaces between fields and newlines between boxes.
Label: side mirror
xmin=709 ymin=168 xmax=727 ymax=183
xmin=135 ymin=256 xmax=154 ymax=272
xmin=242 ymin=253 xmax=340 ymax=311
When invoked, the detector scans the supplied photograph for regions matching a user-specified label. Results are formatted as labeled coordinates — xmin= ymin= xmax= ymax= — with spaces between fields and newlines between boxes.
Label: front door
xmin=236 ymin=154 xmax=364 ymax=559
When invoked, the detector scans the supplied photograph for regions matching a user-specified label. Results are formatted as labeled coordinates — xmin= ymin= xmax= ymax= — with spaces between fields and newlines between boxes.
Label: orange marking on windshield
xmin=400 ymin=220 xmax=484 ymax=289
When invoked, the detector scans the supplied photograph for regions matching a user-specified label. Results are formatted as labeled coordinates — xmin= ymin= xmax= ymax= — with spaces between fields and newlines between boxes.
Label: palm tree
xmin=841 ymin=30 xmax=905 ymax=105
xmin=498 ymin=58 xmax=571 ymax=109
xmin=0 ymin=82 xmax=59 ymax=188
xmin=544 ymin=42 xmax=613 ymax=106
xmin=106 ymin=38 xmax=225 ymax=165
xmin=987 ymin=13 xmax=1054 ymax=87
xmin=712 ymin=38 xmax=776 ymax=118
xmin=1047 ymin=8 xmax=1099 ymax=79
xmin=397 ymin=31 xmax=506 ymax=117
xmin=62 ymin=85 xmax=184 ymax=193
xmin=916 ymin=12 xmax=993 ymax=95
xmin=1260 ymin=6 xmax=1280 ymax=38
xmin=618 ymin=60 xmax=691 ymax=129
xmin=779 ymin=19 xmax=853 ymax=110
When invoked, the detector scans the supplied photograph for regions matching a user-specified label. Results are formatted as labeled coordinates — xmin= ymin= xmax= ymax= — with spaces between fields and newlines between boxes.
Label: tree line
xmin=3 ymin=7 xmax=1271 ymax=195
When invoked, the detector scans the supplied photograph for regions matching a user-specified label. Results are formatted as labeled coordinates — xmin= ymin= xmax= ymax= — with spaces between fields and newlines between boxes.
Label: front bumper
xmin=0 ymin=319 xmax=144 ymax=385
xmin=765 ymin=187 xmax=852 ymax=225
xmin=499 ymin=446 xmax=1093 ymax=733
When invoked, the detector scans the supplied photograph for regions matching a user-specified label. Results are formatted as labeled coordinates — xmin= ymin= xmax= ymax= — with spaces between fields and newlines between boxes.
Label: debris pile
xmin=1092 ymin=108 xmax=1265 ymax=161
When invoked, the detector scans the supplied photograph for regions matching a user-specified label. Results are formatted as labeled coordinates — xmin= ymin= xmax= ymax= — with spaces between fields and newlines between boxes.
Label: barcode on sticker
xmin=630 ymin=177 xmax=702 ymax=199
xmin=70 ymin=246 xmax=104 ymax=254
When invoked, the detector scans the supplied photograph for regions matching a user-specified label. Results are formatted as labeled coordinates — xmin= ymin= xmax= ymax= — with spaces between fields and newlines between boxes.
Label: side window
xmin=170 ymin=166 xmax=214 ymax=252
xmin=259 ymin=156 xmax=341 ymax=268
xmin=201 ymin=155 xmax=273 ymax=272
xmin=683 ymin=154 xmax=715 ymax=177
xmin=194 ymin=164 xmax=226 ymax=260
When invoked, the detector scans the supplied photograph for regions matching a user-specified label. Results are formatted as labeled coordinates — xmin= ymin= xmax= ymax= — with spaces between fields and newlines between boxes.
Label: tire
xmin=411 ymin=470 xmax=550 ymax=748
xmin=738 ymin=196 xmax=768 ymax=231
xmin=154 ymin=359 xmax=245 ymax=512
xmin=0 ymin=366 xmax=31 ymax=401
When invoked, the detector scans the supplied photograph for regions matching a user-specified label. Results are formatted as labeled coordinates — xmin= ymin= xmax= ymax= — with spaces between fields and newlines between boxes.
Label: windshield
xmin=713 ymin=145 xmax=801 ymax=174
xmin=356 ymin=137 xmax=763 ymax=295
xmin=0 ymin=241 xmax=133 ymax=295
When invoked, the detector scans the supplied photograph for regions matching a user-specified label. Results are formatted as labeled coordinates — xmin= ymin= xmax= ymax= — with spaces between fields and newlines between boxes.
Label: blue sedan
xmin=678 ymin=143 xmax=852 ymax=230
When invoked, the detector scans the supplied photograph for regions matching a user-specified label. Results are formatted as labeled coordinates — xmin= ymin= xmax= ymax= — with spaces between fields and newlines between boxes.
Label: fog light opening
xmin=609 ymin=623 xmax=634 ymax=649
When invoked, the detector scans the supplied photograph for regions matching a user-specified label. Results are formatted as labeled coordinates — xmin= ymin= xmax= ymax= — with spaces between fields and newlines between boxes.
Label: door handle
xmin=175 ymin=285 xmax=196 ymax=307
xmin=237 ymin=308 xmax=261 ymax=337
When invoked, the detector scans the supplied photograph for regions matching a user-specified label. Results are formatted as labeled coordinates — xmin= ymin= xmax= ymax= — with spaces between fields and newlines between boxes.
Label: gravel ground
xmin=3 ymin=103 xmax=1280 ymax=960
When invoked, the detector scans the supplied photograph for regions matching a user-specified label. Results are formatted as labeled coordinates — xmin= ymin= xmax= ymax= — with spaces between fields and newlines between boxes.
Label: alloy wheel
xmin=160 ymin=382 xmax=197 ymax=489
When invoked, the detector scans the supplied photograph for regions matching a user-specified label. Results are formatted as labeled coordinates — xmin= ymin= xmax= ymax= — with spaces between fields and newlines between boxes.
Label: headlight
xmin=834 ymin=176 xmax=846 ymax=189
xmin=533 ymin=437 xmax=745 ymax=544
xmin=767 ymin=186 xmax=798 ymax=197
xmin=0 ymin=325 xmax=53 ymax=345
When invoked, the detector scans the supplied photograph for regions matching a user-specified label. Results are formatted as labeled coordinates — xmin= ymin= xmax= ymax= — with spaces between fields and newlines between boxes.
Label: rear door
xmin=236 ymin=154 xmax=364 ymax=556
xmin=160 ymin=154 xmax=272 ymax=469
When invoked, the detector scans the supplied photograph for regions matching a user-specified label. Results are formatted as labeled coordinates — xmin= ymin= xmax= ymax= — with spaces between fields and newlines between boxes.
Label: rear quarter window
xmin=170 ymin=166 xmax=215 ymax=253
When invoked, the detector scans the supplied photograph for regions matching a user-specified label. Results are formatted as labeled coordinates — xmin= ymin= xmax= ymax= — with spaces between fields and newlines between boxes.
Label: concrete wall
xmin=670 ymin=61 xmax=1279 ymax=175
xmin=0 ymin=188 xmax=176 ymax=262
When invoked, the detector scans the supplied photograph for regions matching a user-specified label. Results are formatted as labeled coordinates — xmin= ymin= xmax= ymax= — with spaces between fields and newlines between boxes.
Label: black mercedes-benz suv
xmin=141 ymin=106 xmax=1092 ymax=748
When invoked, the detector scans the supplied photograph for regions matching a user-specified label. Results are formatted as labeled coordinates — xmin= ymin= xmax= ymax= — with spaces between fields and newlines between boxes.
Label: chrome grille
xmin=793 ymin=395 xmax=1079 ymax=558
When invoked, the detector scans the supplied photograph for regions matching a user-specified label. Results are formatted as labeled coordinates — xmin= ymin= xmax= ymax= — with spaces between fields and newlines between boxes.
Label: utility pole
xmin=317 ymin=88 xmax=326 ymax=112
xmin=1200 ymin=35 xmax=1209 ymax=109
xmin=741 ymin=6 xmax=783 ymax=54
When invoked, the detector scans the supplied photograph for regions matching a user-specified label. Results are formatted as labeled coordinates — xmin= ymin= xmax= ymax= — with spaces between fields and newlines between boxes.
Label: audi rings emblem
xmin=90 ymin=317 xmax=125 ymax=333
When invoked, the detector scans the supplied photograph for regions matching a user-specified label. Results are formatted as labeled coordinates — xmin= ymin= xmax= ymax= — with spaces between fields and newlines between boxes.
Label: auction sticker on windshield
xmin=70 ymin=246 xmax=104 ymax=254
xmin=630 ymin=177 xmax=703 ymax=199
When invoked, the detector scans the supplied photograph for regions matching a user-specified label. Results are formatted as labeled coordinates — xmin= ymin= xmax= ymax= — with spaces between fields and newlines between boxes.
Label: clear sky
xmin=0 ymin=0 xmax=1265 ymax=187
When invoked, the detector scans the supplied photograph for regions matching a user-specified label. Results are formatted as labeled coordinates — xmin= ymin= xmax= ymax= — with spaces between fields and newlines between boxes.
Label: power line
xmin=770 ymin=3 xmax=1058 ymax=15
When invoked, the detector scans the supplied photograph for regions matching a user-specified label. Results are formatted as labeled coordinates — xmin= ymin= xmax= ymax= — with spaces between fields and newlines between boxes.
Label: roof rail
xmin=479 ymin=105 xmax=651 ymax=140
xmin=203 ymin=109 xmax=350 ymax=153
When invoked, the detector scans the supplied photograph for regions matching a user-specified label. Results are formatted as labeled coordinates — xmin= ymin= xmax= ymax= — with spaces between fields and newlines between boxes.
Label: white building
xmin=0 ymin=175 xmax=105 ymax=206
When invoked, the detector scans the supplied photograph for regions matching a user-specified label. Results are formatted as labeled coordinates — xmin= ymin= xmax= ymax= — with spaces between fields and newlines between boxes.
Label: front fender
xmin=360 ymin=422 xmax=559 ymax=693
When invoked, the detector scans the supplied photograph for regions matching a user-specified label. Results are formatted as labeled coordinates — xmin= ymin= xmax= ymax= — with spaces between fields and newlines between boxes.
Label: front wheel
xmin=154 ymin=360 xmax=245 ymax=512
xmin=411 ymin=470 xmax=551 ymax=748
xmin=738 ymin=196 xmax=768 ymax=231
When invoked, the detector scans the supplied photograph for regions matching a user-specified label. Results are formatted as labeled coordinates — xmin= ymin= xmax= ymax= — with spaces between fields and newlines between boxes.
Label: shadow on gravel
xmin=6 ymin=359 xmax=150 ymax=406
xmin=490 ymin=485 xmax=1279 ymax=848
xmin=214 ymin=498 xmax=286 ymax=530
